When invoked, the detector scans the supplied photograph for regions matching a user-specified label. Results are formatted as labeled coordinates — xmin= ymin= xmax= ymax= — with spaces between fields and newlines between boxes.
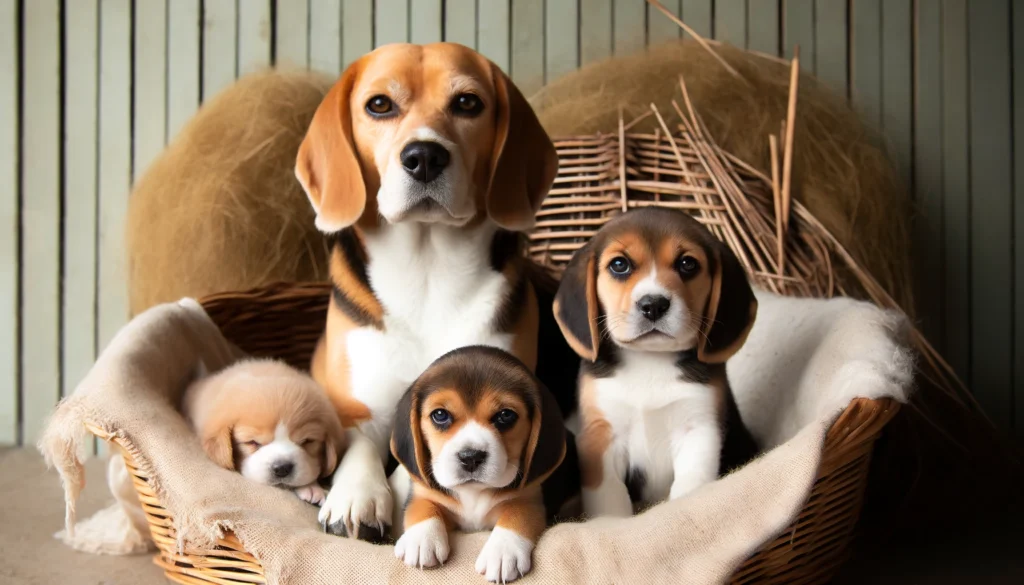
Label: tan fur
xmin=125 ymin=69 xmax=335 ymax=315
xmin=530 ymin=40 xmax=914 ymax=315
xmin=311 ymin=302 xmax=374 ymax=427
xmin=576 ymin=373 xmax=612 ymax=490
xmin=418 ymin=388 xmax=532 ymax=470
xmin=181 ymin=359 xmax=346 ymax=478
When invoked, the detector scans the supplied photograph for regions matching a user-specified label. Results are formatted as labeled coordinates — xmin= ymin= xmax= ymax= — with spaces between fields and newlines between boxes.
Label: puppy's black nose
xmin=637 ymin=294 xmax=671 ymax=321
xmin=400 ymin=141 xmax=450 ymax=183
xmin=457 ymin=449 xmax=488 ymax=473
xmin=271 ymin=461 xmax=294 ymax=478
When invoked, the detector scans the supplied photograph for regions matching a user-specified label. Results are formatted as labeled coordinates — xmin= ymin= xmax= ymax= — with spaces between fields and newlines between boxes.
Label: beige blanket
xmin=38 ymin=291 xmax=914 ymax=584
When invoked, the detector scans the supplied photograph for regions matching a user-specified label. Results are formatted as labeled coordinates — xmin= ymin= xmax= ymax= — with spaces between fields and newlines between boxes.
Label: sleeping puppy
xmin=182 ymin=359 xmax=347 ymax=505
xmin=390 ymin=346 xmax=578 ymax=583
xmin=553 ymin=207 xmax=759 ymax=517
xmin=295 ymin=42 xmax=579 ymax=541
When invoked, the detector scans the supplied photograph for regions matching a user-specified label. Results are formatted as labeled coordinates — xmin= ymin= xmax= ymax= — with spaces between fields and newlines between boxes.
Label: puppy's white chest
xmin=454 ymin=488 xmax=501 ymax=532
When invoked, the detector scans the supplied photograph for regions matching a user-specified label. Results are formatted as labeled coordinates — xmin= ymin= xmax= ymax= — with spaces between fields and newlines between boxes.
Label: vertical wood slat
xmin=477 ymin=0 xmax=510 ymax=72
xmin=613 ymin=0 xmax=646 ymax=56
xmin=648 ymin=0 xmax=680 ymax=47
xmin=446 ymin=0 xmax=477 ymax=49
xmin=913 ymin=0 xmax=945 ymax=352
xmin=1015 ymin=0 xmax=1024 ymax=436
xmin=410 ymin=0 xmax=442 ymax=45
xmin=309 ymin=0 xmax=341 ymax=74
xmin=98 ymin=0 xmax=131 ymax=353
xmin=275 ymin=0 xmax=310 ymax=69
xmin=21 ymin=0 xmax=60 ymax=445
xmin=814 ymin=0 xmax=847 ymax=97
xmin=968 ymin=0 xmax=1014 ymax=429
xmin=510 ymin=0 xmax=544 ymax=95
xmin=341 ymin=0 xmax=372 ymax=68
xmin=545 ymin=0 xmax=578 ymax=83
xmin=881 ymin=0 xmax=913 ymax=185
xmin=681 ymin=0 xmax=712 ymax=39
xmin=714 ymin=0 xmax=747 ymax=48
xmin=238 ymin=0 xmax=272 ymax=74
xmin=133 ymin=0 xmax=167 ymax=181
xmin=941 ymin=0 xmax=970 ymax=382
xmin=202 ymin=0 xmax=238 ymax=99
xmin=1 ymin=0 xmax=18 ymax=444
xmin=580 ymin=0 xmax=612 ymax=66
xmin=850 ymin=0 xmax=881 ymax=127
xmin=62 ymin=0 xmax=98 ymax=402
xmin=746 ymin=0 xmax=779 ymax=55
xmin=783 ymin=0 xmax=815 ymax=69
xmin=374 ymin=0 xmax=408 ymax=47
xmin=166 ymin=0 xmax=200 ymax=141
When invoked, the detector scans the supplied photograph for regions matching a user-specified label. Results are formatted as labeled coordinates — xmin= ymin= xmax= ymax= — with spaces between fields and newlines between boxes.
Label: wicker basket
xmin=86 ymin=89 xmax=907 ymax=583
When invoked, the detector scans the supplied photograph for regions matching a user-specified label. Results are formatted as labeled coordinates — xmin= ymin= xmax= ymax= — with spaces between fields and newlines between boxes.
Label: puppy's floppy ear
xmin=390 ymin=386 xmax=431 ymax=483
xmin=485 ymin=63 xmax=559 ymax=231
xmin=295 ymin=61 xmax=366 ymax=233
xmin=320 ymin=413 xmax=346 ymax=478
xmin=522 ymin=381 xmax=567 ymax=487
xmin=697 ymin=240 xmax=757 ymax=364
xmin=553 ymin=242 xmax=600 ymax=362
xmin=202 ymin=426 xmax=235 ymax=470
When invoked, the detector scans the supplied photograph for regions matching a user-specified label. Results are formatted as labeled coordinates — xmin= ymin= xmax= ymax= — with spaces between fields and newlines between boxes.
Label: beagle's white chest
xmin=593 ymin=352 xmax=720 ymax=504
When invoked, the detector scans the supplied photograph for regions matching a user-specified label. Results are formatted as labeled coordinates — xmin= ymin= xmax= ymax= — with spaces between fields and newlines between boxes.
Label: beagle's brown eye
xmin=492 ymin=409 xmax=518 ymax=430
xmin=451 ymin=93 xmax=483 ymax=116
xmin=430 ymin=408 xmax=452 ymax=427
xmin=676 ymin=255 xmax=699 ymax=276
xmin=608 ymin=256 xmax=632 ymax=277
xmin=366 ymin=95 xmax=394 ymax=117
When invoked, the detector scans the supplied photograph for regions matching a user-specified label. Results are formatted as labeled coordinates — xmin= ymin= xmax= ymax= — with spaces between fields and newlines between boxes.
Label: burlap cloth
xmin=38 ymin=291 xmax=914 ymax=584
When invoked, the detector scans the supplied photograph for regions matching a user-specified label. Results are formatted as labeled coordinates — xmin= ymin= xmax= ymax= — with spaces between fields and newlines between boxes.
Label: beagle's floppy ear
xmin=202 ymin=426 xmax=235 ymax=470
xmin=485 ymin=63 xmax=559 ymax=231
xmin=522 ymin=381 xmax=567 ymax=487
xmin=320 ymin=414 xmax=346 ymax=478
xmin=553 ymin=242 xmax=600 ymax=362
xmin=390 ymin=386 xmax=431 ymax=483
xmin=295 ymin=62 xmax=366 ymax=233
xmin=697 ymin=241 xmax=757 ymax=364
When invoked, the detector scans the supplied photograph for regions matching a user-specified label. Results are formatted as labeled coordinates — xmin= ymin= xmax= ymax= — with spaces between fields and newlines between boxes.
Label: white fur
xmin=377 ymin=128 xmax=475 ymax=226
xmin=240 ymin=422 xmax=318 ymax=488
xmin=449 ymin=483 xmax=512 ymax=532
xmin=582 ymin=349 xmax=721 ymax=516
xmin=394 ymin=517 xmax=450 ymax=568
xmin=613 ymin=267 xmax=694 ymax=352
xmin=319 ymin=222 xmax=517 ymax=536
xmin=475 ymin=526 xmax=534 ymax=583
xmin=294 ymin=483 xmax=327 ymax=505
xmin=433 ymin=421 xmax=519 ymax=490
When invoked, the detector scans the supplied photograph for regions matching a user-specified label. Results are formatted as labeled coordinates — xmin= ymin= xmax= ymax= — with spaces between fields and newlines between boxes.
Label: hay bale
xmin=125 ymin=69 xmax=333 ymax=315
xmin=529 ymin=40 xmax=914 ymax=314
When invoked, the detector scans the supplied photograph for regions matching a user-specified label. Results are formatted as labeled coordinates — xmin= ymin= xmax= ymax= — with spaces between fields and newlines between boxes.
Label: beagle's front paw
xmin=475 ymin=527 xmax=533 ymax=583
xmin=294 ymin=483 xmax=327 ymax=506
xmin=394 ymin=518 xmax=449 ymax=569
xmin=318 ymin=476 xmax=393 ymax=543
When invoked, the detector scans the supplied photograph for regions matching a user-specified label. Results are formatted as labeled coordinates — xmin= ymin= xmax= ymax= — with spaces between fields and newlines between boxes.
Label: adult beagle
xmin=553 ymin=207 xmax=759 ymax=517
xmin=390 ymin=346 xmax=578 ymax=582
xmin=294 ymin=42 xmax=579 ymax=540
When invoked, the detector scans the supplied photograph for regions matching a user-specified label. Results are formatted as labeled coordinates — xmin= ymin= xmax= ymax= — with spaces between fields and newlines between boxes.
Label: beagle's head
xmin=553 ymin=208 xmax=757 ymax=363
xmin=390 ymin=346 xmax=566 ymax=492
xmin=296 ymin=42 xmax=558 ymax=233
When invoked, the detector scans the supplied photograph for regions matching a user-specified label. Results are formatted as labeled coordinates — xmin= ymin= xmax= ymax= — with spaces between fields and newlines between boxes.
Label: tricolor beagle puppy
xmin=390 ymin=346 xmax=578 ymax=582
xmin=294 ymin=43 xmax=579 ymax=540
xmin=553 ymin=207 xmax=759 ymax=517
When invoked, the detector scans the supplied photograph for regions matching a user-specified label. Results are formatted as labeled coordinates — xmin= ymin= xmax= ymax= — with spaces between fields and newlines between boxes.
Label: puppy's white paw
xmin=295 ymin=483 xmax=327 ymax=506
xmin=318 ymin=477 xmax=393 ymax=540
xmin=475 ymin=527 xmax=534 ymax=583
xmin=394 ymin=518 xmax=449 ymax=569
xmin=668 ymin=475 xmax=710 ymax=501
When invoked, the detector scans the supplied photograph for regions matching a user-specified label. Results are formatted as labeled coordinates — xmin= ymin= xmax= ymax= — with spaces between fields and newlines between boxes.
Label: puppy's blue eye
xmin=676 ymin=255 xmax=699 ymax=276
xmin=608 ymin=256 xmax=632 ymax=276
xmin=492 ymin=409 xmax=518 ymax=430
xmin=430 ymin=409 xmax=452 ymax=427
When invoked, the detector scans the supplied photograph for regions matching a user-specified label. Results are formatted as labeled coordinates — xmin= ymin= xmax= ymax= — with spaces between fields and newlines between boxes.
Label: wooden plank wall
xmin=3 ymin=0 xmax=1023 ymax=445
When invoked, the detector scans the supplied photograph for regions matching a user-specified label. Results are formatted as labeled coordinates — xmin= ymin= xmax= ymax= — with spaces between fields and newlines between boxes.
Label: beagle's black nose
xmin=400 ymin=141 xmax=450 ymax=183
xmin=638 ymin=294 xmax=671 ymax=321
xmin=457 ymin=448 xmax=488 ymax=473
xmin=271 ymin=461 xmax=294 ymax=478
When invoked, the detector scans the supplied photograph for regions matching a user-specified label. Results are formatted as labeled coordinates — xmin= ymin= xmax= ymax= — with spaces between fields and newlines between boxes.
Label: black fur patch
xmin=489 ymin=229 xmax=522 ymax=272
xmin=327 ymin=229 xmax=383 ymax=328
xmin=491 ymin=271 xmax=528 ymax=333
xmin=331 ymin=284 xmax=380 ymax=328
xmin=580 ymin=338 xmax=621 ymax=379
xmin=674 ymin=349 xmax=712 ymax=383
xmin=624 ymin=467 xmax=647 ymax=504
xmin=531 ymin=267 xmax=583 ymax=418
